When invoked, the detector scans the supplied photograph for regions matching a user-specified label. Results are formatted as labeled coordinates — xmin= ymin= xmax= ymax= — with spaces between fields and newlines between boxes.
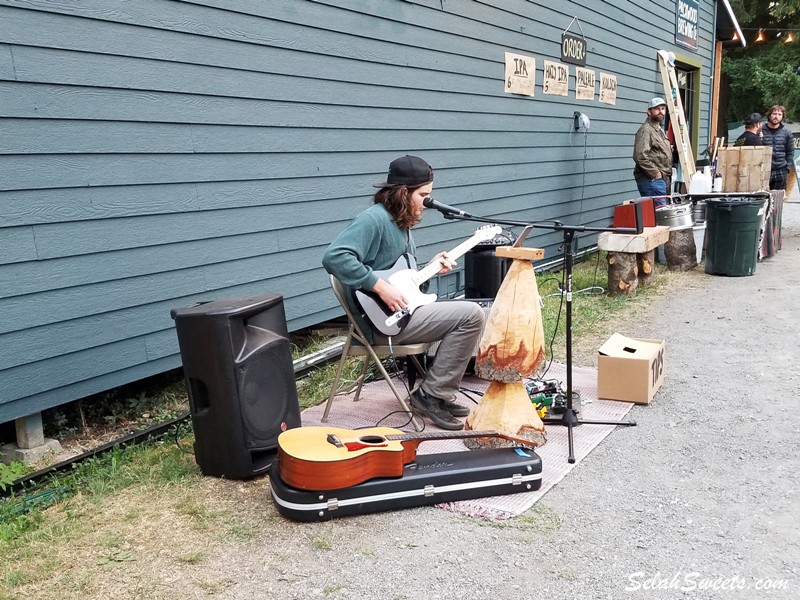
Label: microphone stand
xmin=438 ymin=210 xmax=638 ymax=464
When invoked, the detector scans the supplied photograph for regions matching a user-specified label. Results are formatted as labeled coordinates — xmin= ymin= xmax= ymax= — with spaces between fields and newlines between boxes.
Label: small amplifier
xmin=613 ymin=198 xmax=656 ymax=230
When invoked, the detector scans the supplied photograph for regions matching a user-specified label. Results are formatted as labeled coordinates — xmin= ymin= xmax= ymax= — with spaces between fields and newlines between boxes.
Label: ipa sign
xmin=504 ymin=52 xmax=535 ymax=96
xmin=676 ymin=0 xmax=699 ymax=50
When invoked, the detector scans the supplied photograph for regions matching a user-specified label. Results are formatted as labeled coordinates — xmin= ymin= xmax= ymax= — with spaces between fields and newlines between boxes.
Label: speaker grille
xmin=235 ymin=336 xmax=298 ymax=448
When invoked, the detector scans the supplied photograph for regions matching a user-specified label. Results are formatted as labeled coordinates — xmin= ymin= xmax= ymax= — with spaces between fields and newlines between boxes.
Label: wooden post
xmin=606 ymin=252 xmax=639 ymax=296
xmin=466 ymin=246 xmax=547 ymax=449
xmin=664 ymin=229 xmax=697 ymax=271
xmin=597 ymin=226 xmax=669 ymax=297
xmin=637 ymin=249 xmax=656 ymax=287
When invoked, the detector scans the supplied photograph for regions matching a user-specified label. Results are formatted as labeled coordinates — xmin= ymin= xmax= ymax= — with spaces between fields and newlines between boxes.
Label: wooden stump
xmin=474 ymin=250 xmax=546 ymax=382
xmin=606 ymin=251 xmax=638 ymax=296
xmin=465 ymin=381 xmax=546 ymax=448
xmin=469 ymin=246 xmax=547 ymax=449
xmin=637 ymin=249 xmax=656 ymax=287
xmin=664 ymin=229 xmax=697 ymax=271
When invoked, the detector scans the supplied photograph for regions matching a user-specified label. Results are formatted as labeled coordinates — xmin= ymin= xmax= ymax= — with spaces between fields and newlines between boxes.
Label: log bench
xmin=597 ymin=226 xmax=670 ymax=296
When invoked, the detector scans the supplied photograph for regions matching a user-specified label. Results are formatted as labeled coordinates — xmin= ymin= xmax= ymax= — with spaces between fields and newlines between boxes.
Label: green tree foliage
xmin=724 ymin=0 xmax=800 ymax=121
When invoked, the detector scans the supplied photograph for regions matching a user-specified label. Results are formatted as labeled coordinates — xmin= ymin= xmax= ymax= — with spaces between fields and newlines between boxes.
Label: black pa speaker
xmin=465 ymin=246 xmax=511 ymax=300
xmin=170 ymin=293 xmax=301 ymax=479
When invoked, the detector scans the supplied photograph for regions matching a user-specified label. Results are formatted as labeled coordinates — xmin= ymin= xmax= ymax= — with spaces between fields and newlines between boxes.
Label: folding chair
xmin=322 ymin=275 xmax=430 ymax=431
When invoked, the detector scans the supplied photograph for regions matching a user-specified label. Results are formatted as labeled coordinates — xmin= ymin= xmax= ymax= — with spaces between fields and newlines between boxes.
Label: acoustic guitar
xmin=354 ymin=225 xmax=502 ymax=336
xmin=277 ymin=425 xmax=532 ymax=491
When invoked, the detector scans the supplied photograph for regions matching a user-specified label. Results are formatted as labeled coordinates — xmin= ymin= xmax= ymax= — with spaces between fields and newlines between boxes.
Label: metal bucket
xmin=692 ymin=201 xmax=707 ymax=223
xmin=656 ymin=203 xmax=694 ymax=230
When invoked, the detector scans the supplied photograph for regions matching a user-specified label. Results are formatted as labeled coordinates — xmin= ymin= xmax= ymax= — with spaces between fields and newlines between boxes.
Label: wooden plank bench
xmin=597 ymin=226 xmax=670 ymax=296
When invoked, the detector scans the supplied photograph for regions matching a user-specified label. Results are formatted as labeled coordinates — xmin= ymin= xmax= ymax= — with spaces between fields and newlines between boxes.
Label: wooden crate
xmin=717 ymin=146 xmax=772 ymax=192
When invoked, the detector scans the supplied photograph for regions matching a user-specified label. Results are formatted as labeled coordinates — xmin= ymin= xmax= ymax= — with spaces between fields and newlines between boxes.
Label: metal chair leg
xmin=321 ymin=334 xmax=355 ymax=423
xmin=368 ymin=349 xmax=423 ymax=432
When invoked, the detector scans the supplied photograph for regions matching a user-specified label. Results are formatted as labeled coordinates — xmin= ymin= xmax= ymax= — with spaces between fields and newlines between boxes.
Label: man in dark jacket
xmin=734 ymin=113 xmax=764 ymax=147
xmin=760 ymin=105 xmax=795 ymax=190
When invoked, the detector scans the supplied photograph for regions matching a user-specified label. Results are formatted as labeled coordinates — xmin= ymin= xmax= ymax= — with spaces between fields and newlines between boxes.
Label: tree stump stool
xmin=466 ymin=246 xmax=547 ymax=449
xmin=597 ymin=226 xmax=669 ymax=296
xmin=664 ymin=228 xmax=697 ymax=271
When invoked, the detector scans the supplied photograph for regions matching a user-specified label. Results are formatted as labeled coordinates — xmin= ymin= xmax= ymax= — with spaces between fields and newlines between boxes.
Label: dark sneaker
xmin=411 ymin=388 xmax=463 ymax=430
xmin=444 ymin=399 xmax=470 ymax=418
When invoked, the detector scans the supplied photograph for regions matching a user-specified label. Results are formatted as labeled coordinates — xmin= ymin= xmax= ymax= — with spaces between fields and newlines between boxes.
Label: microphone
xmin=422 ymin=197 xmax=473 ymax=218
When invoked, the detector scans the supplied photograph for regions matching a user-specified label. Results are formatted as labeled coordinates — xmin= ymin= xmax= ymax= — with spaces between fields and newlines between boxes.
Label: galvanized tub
xmin=656 ymin=203 xmax=694 ymax=230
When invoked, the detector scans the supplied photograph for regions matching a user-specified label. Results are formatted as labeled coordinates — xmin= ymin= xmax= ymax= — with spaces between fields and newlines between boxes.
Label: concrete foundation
xmin=1 ymin=438 xmax=62 ymax=465
xmin=0 ymin=413 xmax=63 ymax=465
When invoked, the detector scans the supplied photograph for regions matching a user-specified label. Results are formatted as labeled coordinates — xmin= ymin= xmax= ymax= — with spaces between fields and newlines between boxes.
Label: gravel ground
xmin=212 ymin=202 xmax=800 ymax=600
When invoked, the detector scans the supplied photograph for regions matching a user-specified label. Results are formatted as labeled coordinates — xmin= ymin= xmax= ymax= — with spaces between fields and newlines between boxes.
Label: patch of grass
xmin=310 ymin=535 xmax=334 ymax=551
xmin=176 ymin=550 xmax=205 ymax=565
xmin=537 ymin=255 xmax=681 ymax=364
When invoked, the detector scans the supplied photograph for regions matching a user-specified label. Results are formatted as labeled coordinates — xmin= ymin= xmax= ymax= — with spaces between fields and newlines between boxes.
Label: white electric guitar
xmin=354 ymin=225 xmax=502 ymax=336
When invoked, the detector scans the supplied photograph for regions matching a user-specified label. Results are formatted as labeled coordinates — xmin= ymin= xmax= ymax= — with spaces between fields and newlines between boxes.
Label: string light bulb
xmin=785 ymin=32 xmax=795 ymax=44
xmin=755 ymin=29 xmax=765 ymax=42
xmin=732 ymin=32 xmax=739 ymax=41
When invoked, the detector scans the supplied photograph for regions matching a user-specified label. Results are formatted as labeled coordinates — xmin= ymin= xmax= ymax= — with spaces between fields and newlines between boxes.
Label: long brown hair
xmin=767 ymin=105 xmax=786 ymax=120
xmin=373 ymin=185 xmax=421 ymax=229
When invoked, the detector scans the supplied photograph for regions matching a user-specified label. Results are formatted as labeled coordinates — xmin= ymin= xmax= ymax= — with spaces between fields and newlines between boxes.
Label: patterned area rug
xmin=300 ymin=363 xmax=634 ymax=520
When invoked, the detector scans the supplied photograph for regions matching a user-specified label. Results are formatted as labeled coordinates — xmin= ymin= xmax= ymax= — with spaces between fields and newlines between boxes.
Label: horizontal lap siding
xmin=0 ymin=0 xmax=715 ymax=422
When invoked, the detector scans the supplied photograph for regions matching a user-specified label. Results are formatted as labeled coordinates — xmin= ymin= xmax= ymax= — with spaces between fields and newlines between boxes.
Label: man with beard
xmin=633 ymin=97 xmax=673 ymax=197
xmin=322 ymin=155 xmax=485 ymax=430
xmin=760 ymin=105 xmax=795 ymax=191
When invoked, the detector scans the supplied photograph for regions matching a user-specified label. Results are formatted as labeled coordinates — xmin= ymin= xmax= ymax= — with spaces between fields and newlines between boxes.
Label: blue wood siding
xmin=0 ymin=0 xmax=718 ymax=423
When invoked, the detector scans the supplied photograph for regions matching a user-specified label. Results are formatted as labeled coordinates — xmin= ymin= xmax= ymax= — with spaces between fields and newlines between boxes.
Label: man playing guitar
xmin=323 ymin=155 xmax=485 ymax=431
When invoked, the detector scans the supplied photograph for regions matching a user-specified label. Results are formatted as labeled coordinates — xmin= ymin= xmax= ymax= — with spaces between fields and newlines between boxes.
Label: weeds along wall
xmin=0 ymin=0 xmax=720 ymax=423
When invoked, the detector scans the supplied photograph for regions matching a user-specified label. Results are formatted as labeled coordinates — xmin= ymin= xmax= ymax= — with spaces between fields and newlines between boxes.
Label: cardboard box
xmin=717 ymin=146 xmax=772 ymax=192
xmin=597 ymin=333 xmax=665 ymax=404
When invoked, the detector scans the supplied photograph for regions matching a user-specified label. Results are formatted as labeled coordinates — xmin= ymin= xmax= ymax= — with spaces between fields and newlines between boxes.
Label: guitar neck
xmin=413 ymin=235 xmax=486 ymax=286
xmin=386 ymin=429 xmax=522 ymax=447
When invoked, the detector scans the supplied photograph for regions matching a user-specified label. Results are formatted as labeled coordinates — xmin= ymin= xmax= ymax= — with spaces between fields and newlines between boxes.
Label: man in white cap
xmin=633 ymin=97 xmax=673 ymax=197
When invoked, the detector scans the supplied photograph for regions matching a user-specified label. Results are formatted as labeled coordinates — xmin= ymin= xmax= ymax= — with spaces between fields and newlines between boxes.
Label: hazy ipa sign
xmin=575 ymin=67 xmax=596 ymax=101
xmin=599 ymin=73 xmax=617 ymax=105
xmin=505 ymin=52 xmax=535 ymax=96
xmin=543 ymin=60 xmax=568 ymax=96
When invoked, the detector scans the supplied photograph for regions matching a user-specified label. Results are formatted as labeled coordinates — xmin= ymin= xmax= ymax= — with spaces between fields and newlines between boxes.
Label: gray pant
xmin=374 ymin=300 xmax=485 ymax=400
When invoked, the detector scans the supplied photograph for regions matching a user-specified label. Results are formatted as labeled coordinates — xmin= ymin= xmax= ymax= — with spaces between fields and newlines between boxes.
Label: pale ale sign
xmin=575 ymin=67 xmax=595 ymax=101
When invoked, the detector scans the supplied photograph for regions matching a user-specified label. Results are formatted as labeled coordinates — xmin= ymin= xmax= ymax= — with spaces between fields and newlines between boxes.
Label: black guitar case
xmin=268 ymin=447 xmax=542 ymax=521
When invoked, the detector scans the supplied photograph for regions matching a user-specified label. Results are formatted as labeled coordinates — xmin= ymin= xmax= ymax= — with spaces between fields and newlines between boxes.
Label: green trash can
xmin=704 ymin=193 xmax=768 ymax=276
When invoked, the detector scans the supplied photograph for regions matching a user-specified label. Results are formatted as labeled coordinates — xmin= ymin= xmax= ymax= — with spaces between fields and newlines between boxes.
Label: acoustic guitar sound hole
xmin=358 ymin=435 xmax=387 ymax=445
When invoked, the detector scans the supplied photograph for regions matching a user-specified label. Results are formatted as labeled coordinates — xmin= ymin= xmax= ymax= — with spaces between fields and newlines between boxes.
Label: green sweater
xmin=322 ymin=203 xmax=415 ymax=291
